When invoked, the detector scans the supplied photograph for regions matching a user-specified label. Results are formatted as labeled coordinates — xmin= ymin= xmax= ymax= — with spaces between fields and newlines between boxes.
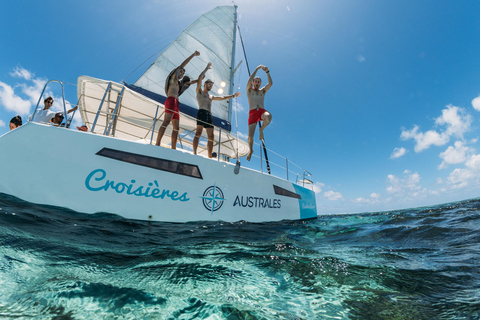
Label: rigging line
xmin=237 ymin=24 xmax=250 ymax=75
xmin=121 ymin=44 xmax=169 ymax=84
xmin=234 ymin=61 xmax=242 ymax=160
xmin=237 ymin=23 xmax=271 ymax=174
xmin=233 ymin=33 xmax=242 ymax=162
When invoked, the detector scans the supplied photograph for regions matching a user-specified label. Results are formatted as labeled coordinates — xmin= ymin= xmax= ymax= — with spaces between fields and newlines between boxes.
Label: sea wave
xmin=0 ymin=193 xmax=479 ymax=319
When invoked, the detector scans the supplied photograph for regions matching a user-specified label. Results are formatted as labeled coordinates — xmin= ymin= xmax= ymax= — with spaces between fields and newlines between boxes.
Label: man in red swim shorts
xmin=155 ymin=50 xmax=200 ymax=149
xmin=246 ymin=65 xmax=273 ymax=161
xmin=165 ymin=97 xmax=180 ymax=120
xmin=248 ymin=108 xmax=267 ymax=126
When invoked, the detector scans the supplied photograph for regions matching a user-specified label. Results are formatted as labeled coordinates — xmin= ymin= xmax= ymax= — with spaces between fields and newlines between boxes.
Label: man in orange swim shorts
xmin=156 ymin=50 xmax=200 ymax=149
xmin=246 ymin=65 xmax=273 ymax=161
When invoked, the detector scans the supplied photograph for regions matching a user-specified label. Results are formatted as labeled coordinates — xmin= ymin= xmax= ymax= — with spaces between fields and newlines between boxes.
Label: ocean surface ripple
xmin=0 ymin=193 xmax=479 ymax=319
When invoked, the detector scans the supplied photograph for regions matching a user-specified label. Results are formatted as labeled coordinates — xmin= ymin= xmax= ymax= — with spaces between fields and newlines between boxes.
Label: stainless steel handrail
xmin=31 ymin=80 xmax=68 ymax=123
xmin=35 ymin=79 xmax=316 ymax=191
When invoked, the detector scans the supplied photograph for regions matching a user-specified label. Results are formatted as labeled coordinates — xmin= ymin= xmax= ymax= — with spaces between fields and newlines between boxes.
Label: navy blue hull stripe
xmin=125 ymin=83 xmax=232 ymax=131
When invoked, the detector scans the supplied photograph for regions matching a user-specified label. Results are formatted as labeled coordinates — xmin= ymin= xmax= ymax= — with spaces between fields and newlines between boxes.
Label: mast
xmin=129 ymin=6 xmax=237 ymax=131
xmin=227 ymin=5 xmax=238 ymax=124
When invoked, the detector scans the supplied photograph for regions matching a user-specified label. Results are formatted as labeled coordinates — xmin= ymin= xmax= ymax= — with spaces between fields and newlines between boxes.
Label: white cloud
xmin=386 ymin=170 xmax=426 ymax=199
xmin=9 ymin=66 xmax=33 ymax=80
xmin=400 ymin=105 xmax=471 ymax=152
xmin=236 ymin=131 xmax=248 ymax=141
xmin=356 ymin=54 xmax=366 ymax=63
xmin=354 ymin=192 xmax=380 ymax=203
xmin=232 ymin=101 xmax=245 ymax=113
xmin=442 ymin=153 xmax=480 ymax=190
xmin=438 ymin=141 xmax=471 ymax=169
xmin=472 ymin=95 xmax=480 ymax=111
xmin=390 ymin=147 xmax=407 ymax=159
xmin=446 ymin=168 xmax=472 ymax=189
xmin=0 ymin=81 xmax=32 ymax=115
xmin=401 ymin=125 xmax=448 ymax=152
xmin=0 ymin=67 xmax=58 ymax=119
xmin=323 ymin=190 xmax=343 ymax=201
xmin=20 ymin=78 xmax=47 ymax=105
xmin=435 ymin=105 xmax=472 ymax=139
xmin=0 ymin=120 xmax=5 ymax=128
xmin=312 ymin=182 xmax=324 ymax=193
xmin=466 ymin=154 xmax=480 ymax=171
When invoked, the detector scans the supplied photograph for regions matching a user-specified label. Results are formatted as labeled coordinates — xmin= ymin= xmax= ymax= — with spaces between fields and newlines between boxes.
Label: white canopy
xmin=77 ymin=75 xmax=248 ymax=159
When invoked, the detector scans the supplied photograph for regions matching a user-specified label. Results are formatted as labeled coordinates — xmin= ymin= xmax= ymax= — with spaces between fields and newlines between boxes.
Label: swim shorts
xmin=165 ymin=97 xmax=180 ymax=120
xmin=248 ymin=108 xmax=267 ymax=125
xmin=196 ymin=109 xmax=213 ymax=129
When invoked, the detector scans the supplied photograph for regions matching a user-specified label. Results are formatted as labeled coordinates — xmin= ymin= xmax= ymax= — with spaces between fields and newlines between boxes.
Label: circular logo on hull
xmin=202 ymin=185 xmax=225 ymax=213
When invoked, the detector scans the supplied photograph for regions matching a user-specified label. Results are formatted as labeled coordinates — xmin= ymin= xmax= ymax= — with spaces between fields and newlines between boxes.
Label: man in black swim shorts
xmin=193 ymin=62 xmax=241 ymax=158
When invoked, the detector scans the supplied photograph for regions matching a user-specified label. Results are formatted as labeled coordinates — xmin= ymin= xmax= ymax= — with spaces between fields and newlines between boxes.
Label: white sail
xmin=134 ymin=6 xmax=236 ymax=129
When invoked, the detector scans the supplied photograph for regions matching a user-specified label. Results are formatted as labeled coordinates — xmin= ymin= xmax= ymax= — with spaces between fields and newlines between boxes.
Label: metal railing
xmin=35 ymin=79 xmax=316 ymax=191
xmin=31 ymin=80 xmax=68 ymax=123
xmin=253 ymin=141 xmax=314 ymax=189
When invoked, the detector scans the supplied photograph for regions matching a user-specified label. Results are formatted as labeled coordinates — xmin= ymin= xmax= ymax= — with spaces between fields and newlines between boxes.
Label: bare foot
xmin=246 ymin=150 xmax=253 ymax=161
xmin=259 ymin=129 xmax=264 ymax=141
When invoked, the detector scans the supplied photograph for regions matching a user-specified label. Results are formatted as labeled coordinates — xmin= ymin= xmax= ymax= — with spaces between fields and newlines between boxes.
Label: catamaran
xmin=0 ymin=6 xmax=317 ymax=222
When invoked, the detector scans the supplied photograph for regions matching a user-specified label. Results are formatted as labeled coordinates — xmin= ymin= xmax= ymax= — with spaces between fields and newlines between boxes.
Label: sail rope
xmin=121 ymin=43 xmax=170 ymax=84
xmin=237 ymin=24 xmax=271 ymax=174
xmin=233 ymin=57 xmax=242 ymax=161
xmin=237 ymin=25 xmax=251 ymax=75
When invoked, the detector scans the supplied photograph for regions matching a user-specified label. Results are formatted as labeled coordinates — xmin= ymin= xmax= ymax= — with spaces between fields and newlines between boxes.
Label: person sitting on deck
xmin=193 ymin=62 xmax=241 ymax=158
xmin=29 ymin=96 xmax=56 ymax=123
xmin=9 ymin=115 xmax=22 ymax=130
xmin=155 ymin=50 xmax=201 ymax=150
xmin=29 ymin=96 xmax=78 ymax=124
xmin=246 ymin=65 xmax=273 ymax=161
xmin=50 ymin=112 xmax=64 ymax=126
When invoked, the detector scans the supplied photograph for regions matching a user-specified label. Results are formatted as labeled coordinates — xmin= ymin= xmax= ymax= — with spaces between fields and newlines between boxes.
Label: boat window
xmin=96 ymin=148 xmax=203 ymax=179
xmin=273 ymin=185 xmax=301 ymax=199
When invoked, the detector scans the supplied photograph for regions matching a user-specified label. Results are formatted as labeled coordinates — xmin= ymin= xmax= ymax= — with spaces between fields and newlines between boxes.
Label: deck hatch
xmin=273 ymin=185 xmax=302 ymax=199
xmin=96 ymin=148 xmax=203 ymax=179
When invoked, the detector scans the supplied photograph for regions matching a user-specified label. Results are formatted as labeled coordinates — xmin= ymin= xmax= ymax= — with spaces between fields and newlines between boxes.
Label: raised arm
xmin=180 ymin=50 xmax=200 ymax=69
xmin=246 ymin=65 xmax=263 ymax=90
xmin=67 ymin=106 xmax=78 ymax=114
xmin=262 ymin=66 xmax=273 ymax=93
xmin=186 ymin=79 xmax=199 ymax=85
xmin=212 ymin=91 xmax=241 ymax=101
xmin=197 ymin=62 xmax=212 ymax=92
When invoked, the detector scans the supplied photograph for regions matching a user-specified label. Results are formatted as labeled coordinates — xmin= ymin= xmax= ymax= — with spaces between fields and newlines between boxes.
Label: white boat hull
xmin=0 ymin=123 xmax=317 ymax=222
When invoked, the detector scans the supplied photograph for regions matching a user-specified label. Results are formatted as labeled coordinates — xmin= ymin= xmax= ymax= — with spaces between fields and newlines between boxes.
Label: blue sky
xmin=1 ymin=0 xmax=480 ymax=214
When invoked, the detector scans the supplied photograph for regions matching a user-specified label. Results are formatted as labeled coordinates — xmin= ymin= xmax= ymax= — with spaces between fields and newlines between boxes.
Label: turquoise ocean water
xmin=0 ymin=193 xmax=479 ymax=319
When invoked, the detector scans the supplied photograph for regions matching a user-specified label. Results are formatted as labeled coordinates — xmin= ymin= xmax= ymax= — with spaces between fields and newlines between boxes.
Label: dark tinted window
xmin=273 ymin=185 xmax=301 ymax=199
xmin=96 ymin=148 xmax=203 ymax=179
